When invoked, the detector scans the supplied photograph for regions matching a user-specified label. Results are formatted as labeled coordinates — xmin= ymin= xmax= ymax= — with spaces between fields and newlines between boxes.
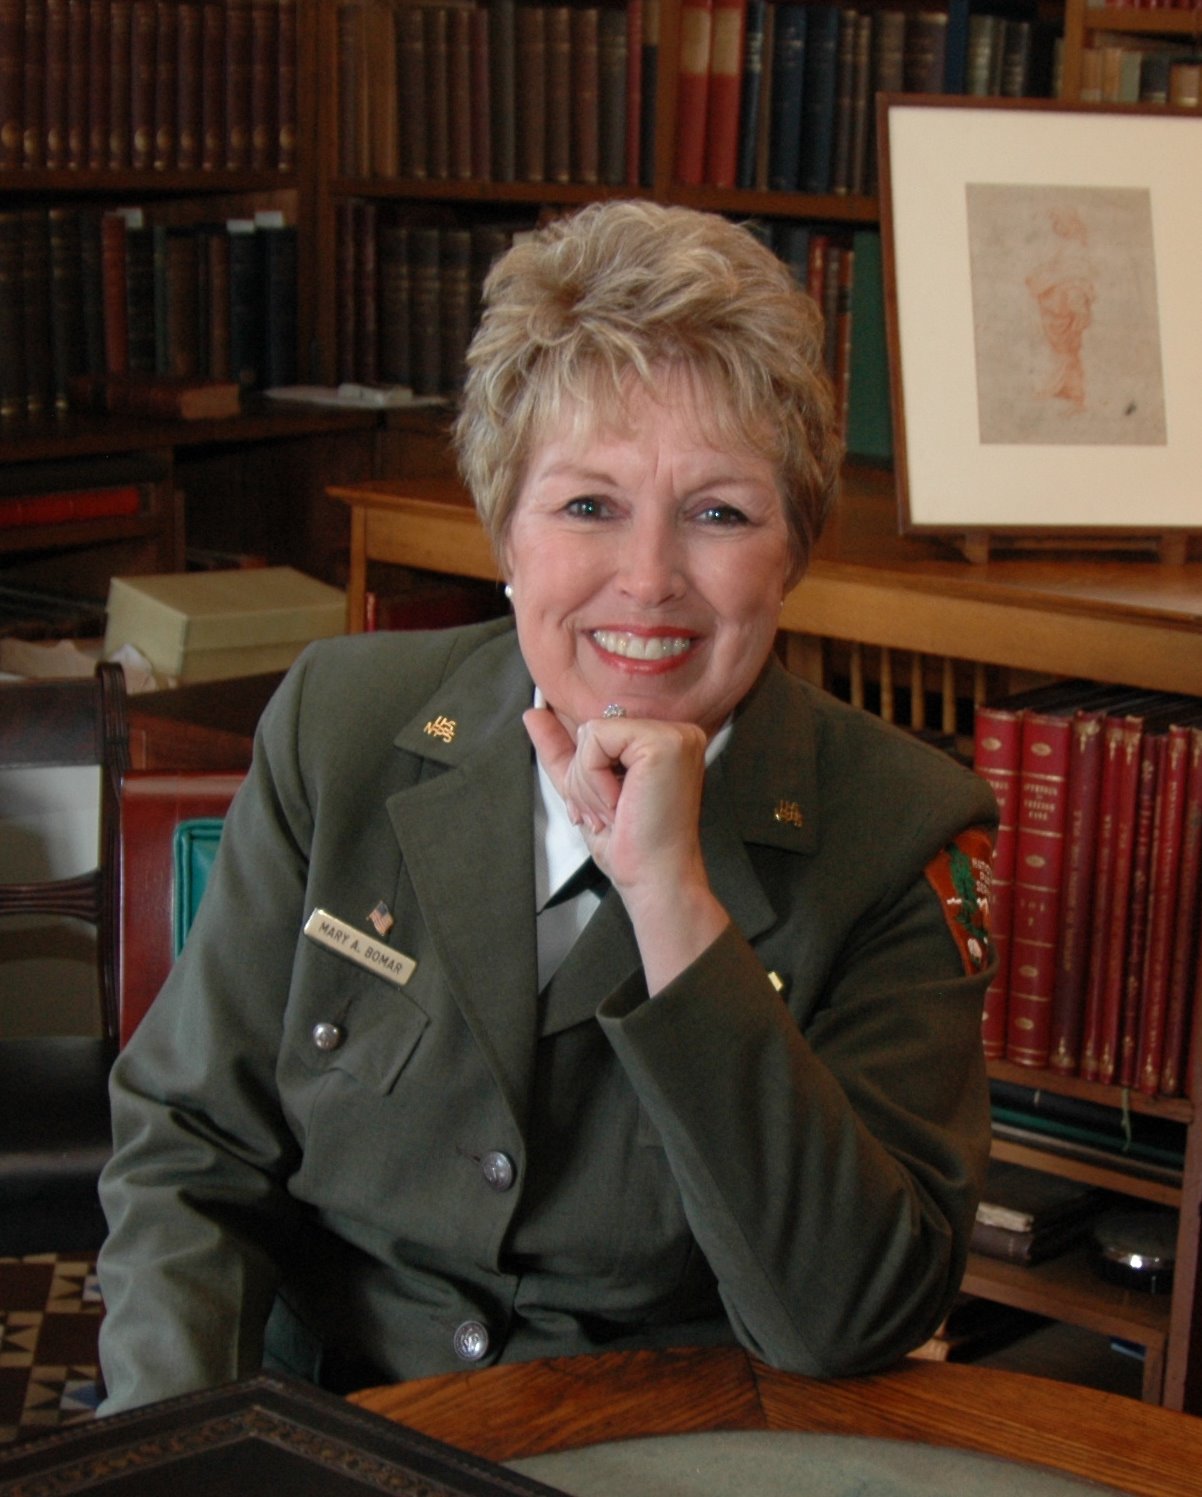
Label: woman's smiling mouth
xmin=591 ymin=630 xmax=696 ymax=662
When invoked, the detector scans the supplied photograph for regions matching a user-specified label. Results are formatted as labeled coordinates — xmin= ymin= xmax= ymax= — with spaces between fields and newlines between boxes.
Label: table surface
xmin=351 ymin=1344 xmax=1202 ymax=1497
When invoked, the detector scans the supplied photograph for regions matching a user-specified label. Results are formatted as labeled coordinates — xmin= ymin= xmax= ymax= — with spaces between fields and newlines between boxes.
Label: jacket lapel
xmin=385 ymin=633 xmax=541 ymax=1132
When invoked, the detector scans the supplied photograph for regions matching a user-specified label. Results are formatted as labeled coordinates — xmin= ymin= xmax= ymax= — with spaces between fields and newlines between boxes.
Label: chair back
xmin=117 ymin=770 xmax=244 ymax=1046
xmin=0 ymin=663 xmax=129 ymax=1036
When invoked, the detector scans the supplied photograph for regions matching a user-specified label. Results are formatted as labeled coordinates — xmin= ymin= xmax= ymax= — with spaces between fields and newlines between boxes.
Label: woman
xmin=98 ymin=201 xmax=996 ymax=1414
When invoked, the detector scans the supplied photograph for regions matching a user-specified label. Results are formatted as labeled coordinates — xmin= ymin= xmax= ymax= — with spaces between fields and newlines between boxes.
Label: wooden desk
xmin=327 ymin=471 xmax=1202 ymax=695
xmin=352 ymin=1345 xmax=1202 ymax=1497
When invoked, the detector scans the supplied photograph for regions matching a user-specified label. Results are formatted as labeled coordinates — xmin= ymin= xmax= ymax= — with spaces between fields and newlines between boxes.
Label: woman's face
xmin=502 ymin=371 xmax=794 ymax=741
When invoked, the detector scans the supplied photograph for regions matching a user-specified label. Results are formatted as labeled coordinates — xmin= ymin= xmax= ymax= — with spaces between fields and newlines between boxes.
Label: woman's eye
xmin=565 ymin=495 xmax=609 ymax=519
xmin=698 ymin=504 xmax=749 ymax=527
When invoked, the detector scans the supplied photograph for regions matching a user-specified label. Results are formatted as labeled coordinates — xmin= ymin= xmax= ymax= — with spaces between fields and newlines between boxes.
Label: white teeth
xmin=592 ymin=630 xmax=693 ymax=661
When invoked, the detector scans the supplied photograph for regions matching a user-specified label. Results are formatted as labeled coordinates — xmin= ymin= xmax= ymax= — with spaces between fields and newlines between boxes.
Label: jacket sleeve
xmin=97 ymin=657 xmax=321 ymax=1414
xmin=598 ymin=779 xmax=996 ymax=1378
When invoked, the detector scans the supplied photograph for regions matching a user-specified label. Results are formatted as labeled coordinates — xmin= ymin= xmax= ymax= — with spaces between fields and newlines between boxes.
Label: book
xmin=377 ymin=214 xmax=412 ymax=387
xmin=973 ymin=702 xmax=1022 ymax=1058
xmin=1047 ymin=708 xmax=1106 ymax=1075
xmin=674 ymin=0 xmax=712 ymax=184
xmin=43 ymin=0 xmax=67 ymax=168
xmin=129 ymin=0 xmax=155 ymax=168
xmin=69 ymin=371 xmax=241 ymax=419
xmin=224 ymin=0 xmax=251 ymax=169
xmin=21 ymin=208 xmax=52 ymax=417
xmin=734 ymin=0 xmax=765 ymax=188
xmin=0 ymin=482 xmax=142 ymax=527
xmin=469 ymin=3 xmax=490 ymax=179
xmin=1160 ymin=727 xmax=1202 ymax=1096
xmin=152 ymin=0 xmax=178 ymax=169
xmin=1135 ymin=724 xmax=1192 ymax=1095
xmin=277 ymin=0 xmax=296 ymax=169
xmin=176 ymin=0 xmax=202 ymax=168
xmin=23 ymin=0 xmax=46 ymax=168
xmin=425 ymin=1 xmax=450 ymax=181
xmin=395 ymin=1 xmax=427 ymax=178
xmin=438 ymin=225 xmax=472 ymax=393
xmin=409 ymin=223 xmax=442 ymax=396
xmin=625 ymin=0 xmax=642 ymax=184
xmin=767 ymin=1 xmax=806 ymax=191
xmin=703 ymin=0 xmax=744 ymax=188
xmin=638 ymin=0 xmax=658 ymax=186
xmin=902 ymin=8 xmax=948 ymax=94
xmin=200 ymin=0 xmax=225 ymax=170
xmin=545 ymin=3 xmax=571 ymax=183
xmin=1116 ymin=731 xmax=1161 ymax=1088
xmin=489 ymin=0 xmax=516 ymax=182
xmin=1006 ymin=710 xmax=1073 ymax=1068
xmin=976 ymin=1160 xmax=1109 ymax=1236
xmin=598 ymin=0 xmax=627 ymax=185
xmin=571 ymin=4 xmax=600 ymax=184
xmin=0 ymin=1372 xmax=566 ymax=1494
xmin=64 ymin=0 xmax=87 ymax=168
xmin=249 ymin=0 xmax=277 ymax=170
xmin=226 ymin=217 xmax=264 ymax=390
xmin=798 ymin=2 xmax=839 ymax=194
xmin=259 ymin=219 xmax=298 ymax=389
xmin=87 ymin=0 xmax=112 ymax=170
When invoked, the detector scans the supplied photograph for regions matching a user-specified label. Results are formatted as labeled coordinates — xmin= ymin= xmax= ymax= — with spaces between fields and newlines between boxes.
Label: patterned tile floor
xmin=0 ymin=1255 xmax=104 ymax=1444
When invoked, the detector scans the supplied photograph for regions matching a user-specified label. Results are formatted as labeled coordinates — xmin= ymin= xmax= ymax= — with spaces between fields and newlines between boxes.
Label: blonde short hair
xmin=453 ymin=201 xmax=842 ymax=580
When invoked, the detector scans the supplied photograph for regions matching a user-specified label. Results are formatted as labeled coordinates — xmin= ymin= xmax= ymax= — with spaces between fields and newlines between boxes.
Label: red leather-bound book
xmin=128 ymin=0 xmax=155 ymax=170
xmin=1080 ymin=715 xmax=1143 ymax=1083
xmin=674 ymin=0 xmax=713 ymax=184
xmin=99 ymin=209 xmax=129 ymax=376
xmin=87 ymin=0 xmax=111 ymax=170
xmin=703 ymin=0 xmax=745 ymax=187
xmin=1115 ymin=733 xmax=1161 ymax=1087
xmin=1047 ymin=709 xmax=1106 ymax=1075
xmin=1005 ymin=710 xmax=1073 ymax=1068
xmin=973 ymin=703 xmax=1022 ymax=1059
xmin=0 ymin=484 xmax=141 ymax=528
xmin=1160 ymin=726 xmax=1202 ymax=1097
xmin=108 ymin=0 xmax=131 ymax=168
xmin=276 ymin=0 xmax=295 ymax=170
xmin=1135 ymin=724 xmax=1192 ymax=1095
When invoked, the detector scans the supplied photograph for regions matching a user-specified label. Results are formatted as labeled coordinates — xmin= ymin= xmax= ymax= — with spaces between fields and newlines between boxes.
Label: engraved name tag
xmin=303 ymin=909 xmax=416 ymax=987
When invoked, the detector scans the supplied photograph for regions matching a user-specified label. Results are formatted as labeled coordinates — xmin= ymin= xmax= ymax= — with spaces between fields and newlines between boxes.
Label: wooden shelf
xmin=963 ymin=1243 xmax=1171 ymax=1350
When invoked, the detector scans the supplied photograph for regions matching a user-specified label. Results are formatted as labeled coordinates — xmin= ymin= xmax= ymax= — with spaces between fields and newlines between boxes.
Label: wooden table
xmin=352 ymin=1344 xmax=1202 ymax=1497
xmin=326 ymin=470 xmax=1202 ymax=695
xmin=126 ymin=672 xmax=284 ymax=770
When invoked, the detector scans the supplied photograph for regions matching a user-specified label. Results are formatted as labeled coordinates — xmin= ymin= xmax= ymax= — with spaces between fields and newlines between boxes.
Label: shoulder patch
xmin=925 ymin=827 xmax=994 ymax=976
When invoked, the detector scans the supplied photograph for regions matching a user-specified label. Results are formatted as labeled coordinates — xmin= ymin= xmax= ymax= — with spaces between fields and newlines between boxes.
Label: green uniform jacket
xmin=98 ymin=618 xmax=998 ymax=1413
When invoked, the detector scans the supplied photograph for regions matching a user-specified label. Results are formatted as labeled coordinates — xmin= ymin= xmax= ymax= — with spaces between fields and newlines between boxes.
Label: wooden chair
xmin=117 ymin=770 xmax=244 ymax=1047
xmin=0 ymin=663 xmax=129 ymax=1254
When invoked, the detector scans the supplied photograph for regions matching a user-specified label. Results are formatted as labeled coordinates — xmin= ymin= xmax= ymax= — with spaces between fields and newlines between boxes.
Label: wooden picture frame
xmin=877 ymin=95 xmax=1202 ymax=560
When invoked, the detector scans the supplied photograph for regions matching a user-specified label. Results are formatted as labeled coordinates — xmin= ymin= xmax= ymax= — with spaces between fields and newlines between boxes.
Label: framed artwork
xmin=877 ymin=96 xmax=1202 ymax=548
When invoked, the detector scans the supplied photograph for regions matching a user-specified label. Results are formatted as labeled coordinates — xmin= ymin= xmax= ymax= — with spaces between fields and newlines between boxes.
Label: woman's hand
xmin=524 ymin=707 xmax=730 ymax=994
